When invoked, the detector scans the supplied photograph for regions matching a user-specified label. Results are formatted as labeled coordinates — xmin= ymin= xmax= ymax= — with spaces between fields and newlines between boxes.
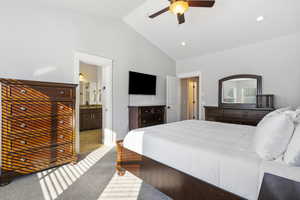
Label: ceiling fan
xmin=149 ymin=0 xmax=215 ymax=24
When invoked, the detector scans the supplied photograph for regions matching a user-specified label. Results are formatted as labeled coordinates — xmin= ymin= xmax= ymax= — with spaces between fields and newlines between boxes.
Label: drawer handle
xmin=59 ymin=120 xmax=64 ymax=124
xmin=20 ymin=107 xmax=27 ymax=111
xmin=20 ymin=89 xmax=27 ymax=94
xmin=20 ymin=140 xmax=27 ymax=145
xmin=59 ymin=135 xmax=64 ymax=139
xmin=59 ymin=149 xmax=64 ymax=153
xmin=20 ymin=158 xmax=26 ymax=162
xmin=59 ymin=106 xmax=64 ymax=110
xmin=60 ymin=91 xmax=65 ymax=95
xmin=20 ymin=123 xmax=26 ymax=128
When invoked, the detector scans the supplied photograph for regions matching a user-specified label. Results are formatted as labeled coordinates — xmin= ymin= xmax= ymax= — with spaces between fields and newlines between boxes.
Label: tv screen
xmin=129 ymin=71 xmax=157 ymax=95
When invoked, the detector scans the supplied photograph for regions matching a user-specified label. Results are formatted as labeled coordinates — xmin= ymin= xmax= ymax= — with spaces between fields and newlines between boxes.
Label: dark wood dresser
xmin=80 ymin=106 xmax=102 ymax=131
xmin=205 ymin=106 xmax=274 ymax=126
xmin=129 ymin=105 xmax=165 ymax=130
xmin=0 ymin=79 xmax=77 ymax=185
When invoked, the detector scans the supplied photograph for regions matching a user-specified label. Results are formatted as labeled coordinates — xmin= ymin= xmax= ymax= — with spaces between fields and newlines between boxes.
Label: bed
xmin=117 ymin=120 xmax=300 ymax=200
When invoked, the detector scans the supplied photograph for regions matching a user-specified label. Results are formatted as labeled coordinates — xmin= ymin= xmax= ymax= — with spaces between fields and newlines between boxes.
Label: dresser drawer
xmin=153 ymin=107 xmax=165 ymax=113
xmin=205 ymin=107 xmax=223 ymax=117
xmin=11 ymin=129 xmax=73 ymax=152
xmin=10 ymin=143 xmax=73 ymax=173
xmin=10 ymin=102 xmax=73 ymax=118
xmin=7 ymin=85 xmax=74 ymax=100
xmin=246 ymin=110 xmax=270 ymax=119
xmin=140 ymin=107 xmax=153 ymax=114
xmin=10 ymin=116 xmax=73 ymax=134
xmin=223 ymin=109 xmax=245 ymax=118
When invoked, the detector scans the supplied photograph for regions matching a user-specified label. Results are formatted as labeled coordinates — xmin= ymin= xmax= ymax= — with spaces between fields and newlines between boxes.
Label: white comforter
xmin=123 ymin=120 xmax=300 ymax=200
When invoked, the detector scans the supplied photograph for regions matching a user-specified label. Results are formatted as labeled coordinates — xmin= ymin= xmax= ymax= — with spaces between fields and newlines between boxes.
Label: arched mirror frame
xmin=218 ymin=74 xmax=262 ymax=109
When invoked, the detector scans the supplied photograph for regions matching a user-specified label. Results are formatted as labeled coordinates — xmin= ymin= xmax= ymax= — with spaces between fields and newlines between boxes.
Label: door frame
xmin=176 ymin=71 xmax=203 ymax=120
xmin=74 ymin=51 xmax=114 ymax=153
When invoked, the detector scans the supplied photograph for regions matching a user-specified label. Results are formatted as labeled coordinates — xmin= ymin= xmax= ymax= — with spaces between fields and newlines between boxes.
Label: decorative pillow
xmin=284 ymin=124 xmax=300 ymax=166
xmin=253 ymin=112 xmax=295 ymax=160
xmin=257 ymin=107 xmax=291 ymax=127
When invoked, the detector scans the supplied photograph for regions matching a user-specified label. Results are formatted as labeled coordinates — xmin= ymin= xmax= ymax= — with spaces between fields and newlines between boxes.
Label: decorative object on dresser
xmin=128 ymin=105 xmax=165 ymax=130
xmin=257 ymin=94 xmax=274 ymax=109
xmin=206 ymin=74 xmax=275 ymax=126
xmin=80 ymin=106 xmax=102 ymax=131
xmin=0 ymin=79 xmax=77 ymax=186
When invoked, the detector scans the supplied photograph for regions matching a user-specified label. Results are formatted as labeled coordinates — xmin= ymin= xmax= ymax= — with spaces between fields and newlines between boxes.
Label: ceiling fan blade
xmin=149 ymin=7 xmax=169 ymax=18
xmin=188 ymin=0 xmax=215 ymax=7
xmin=177 ymin=14 xmax=185 ymax=24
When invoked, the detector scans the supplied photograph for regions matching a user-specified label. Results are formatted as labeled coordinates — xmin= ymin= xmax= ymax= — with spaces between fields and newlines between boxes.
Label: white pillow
xmin=257 ymin=107 xmax=291 ymax=127
xmin=284 ymin=124 xmax=300 ymax=166
xmin=253 ymin=111 xmax=295 ymax=160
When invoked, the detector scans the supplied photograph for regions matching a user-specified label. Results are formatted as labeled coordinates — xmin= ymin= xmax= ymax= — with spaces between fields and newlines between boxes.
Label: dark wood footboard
xmin=116 ymin=140 xmax=244 ymax=200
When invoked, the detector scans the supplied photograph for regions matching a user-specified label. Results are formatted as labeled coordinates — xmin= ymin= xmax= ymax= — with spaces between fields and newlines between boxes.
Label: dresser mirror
xmin=219 ymin=74 xmax=262 ymax=108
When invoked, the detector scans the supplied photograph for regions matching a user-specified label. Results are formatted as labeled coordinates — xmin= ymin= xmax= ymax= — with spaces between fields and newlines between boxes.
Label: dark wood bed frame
xmin=116 ymin=140 xmax=245 ymax=200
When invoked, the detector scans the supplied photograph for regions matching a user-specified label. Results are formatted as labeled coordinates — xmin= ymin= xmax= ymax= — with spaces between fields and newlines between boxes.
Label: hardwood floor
xmin=80 ymin=129 xmax=103 ymax=153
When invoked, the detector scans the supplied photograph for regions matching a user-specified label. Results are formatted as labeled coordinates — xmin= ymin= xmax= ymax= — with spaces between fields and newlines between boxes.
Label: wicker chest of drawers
xmin=0 ymin=79 xmax=77 ymax=185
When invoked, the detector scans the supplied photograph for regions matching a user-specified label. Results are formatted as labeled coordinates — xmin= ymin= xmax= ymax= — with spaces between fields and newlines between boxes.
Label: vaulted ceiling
xmin=15 ymin=0 xmax=300 ymax=61
xmin=22 ymin=0 xmax=146 ymax=19
xmin=124 ymin=0 xmax=300 ymax=60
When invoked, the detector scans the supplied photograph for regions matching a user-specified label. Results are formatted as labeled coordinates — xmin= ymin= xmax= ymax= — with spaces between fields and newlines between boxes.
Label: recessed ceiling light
xmin=256 ymin=16 xmax=264 ymax=22
xmin=181 ymin=42 xmax=186 ymax=46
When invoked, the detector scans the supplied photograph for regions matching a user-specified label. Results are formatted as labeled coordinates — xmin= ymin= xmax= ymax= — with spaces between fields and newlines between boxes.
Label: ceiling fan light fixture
xmin=170 ymin=1 xmax=189 ymax=15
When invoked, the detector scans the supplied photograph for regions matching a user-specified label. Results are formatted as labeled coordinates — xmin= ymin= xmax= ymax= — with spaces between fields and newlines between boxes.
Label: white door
xmin=102 ymin=63 xmax=114 ymax=146
xmin=166 ymin=76 xmax=180 ymax=123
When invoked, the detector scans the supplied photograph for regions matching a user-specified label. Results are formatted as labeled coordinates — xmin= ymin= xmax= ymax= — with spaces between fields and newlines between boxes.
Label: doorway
xmin=79 ymin=62 xmax=103 ymax=153
xmin=180 ymin=77 xmax=200 ymax=120
xmin=74 ymin=52 xmax=114 ymax=154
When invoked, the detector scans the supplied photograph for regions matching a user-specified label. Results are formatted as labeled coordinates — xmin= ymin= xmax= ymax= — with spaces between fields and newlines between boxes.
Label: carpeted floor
xmin=0 ymin=146 xmax=172 ymax=200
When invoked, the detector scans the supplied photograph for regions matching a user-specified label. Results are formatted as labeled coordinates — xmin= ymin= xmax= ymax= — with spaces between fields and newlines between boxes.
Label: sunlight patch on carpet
xmin=37 ymin=146 xmax=113 ymax=200
xmin=97 ymin=172 xmax=142 ymax=200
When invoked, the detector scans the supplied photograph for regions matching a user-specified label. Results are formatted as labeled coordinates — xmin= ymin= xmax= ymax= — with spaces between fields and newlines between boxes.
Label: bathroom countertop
xmin=80 ymin=105 xmax=102 ymax=109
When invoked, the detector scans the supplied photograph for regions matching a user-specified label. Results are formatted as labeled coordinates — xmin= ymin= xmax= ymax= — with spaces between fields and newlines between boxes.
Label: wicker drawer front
xmin=10 ymin=143 xmax=73 ymax=174
xmin=11 ymin=129 xmax=73 ymax=152
xmin=7 ymin=85 xmax=74 ymax=100
xmin=10 ymin=102 xmax=73 ymax=117
xmin=10 ymin=116 xmax=73 ymax=134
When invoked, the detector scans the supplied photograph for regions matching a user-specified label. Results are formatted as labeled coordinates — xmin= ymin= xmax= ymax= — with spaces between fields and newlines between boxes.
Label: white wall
xmin=0 ymin=2 xmax=176 ymax=139
xmin=176 ymin=32 xmax=300 ymax=108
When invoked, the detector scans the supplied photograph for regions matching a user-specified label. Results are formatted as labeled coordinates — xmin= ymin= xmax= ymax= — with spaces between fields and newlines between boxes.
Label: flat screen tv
xmin=129 ymin=71 xmax=157 ymax=95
